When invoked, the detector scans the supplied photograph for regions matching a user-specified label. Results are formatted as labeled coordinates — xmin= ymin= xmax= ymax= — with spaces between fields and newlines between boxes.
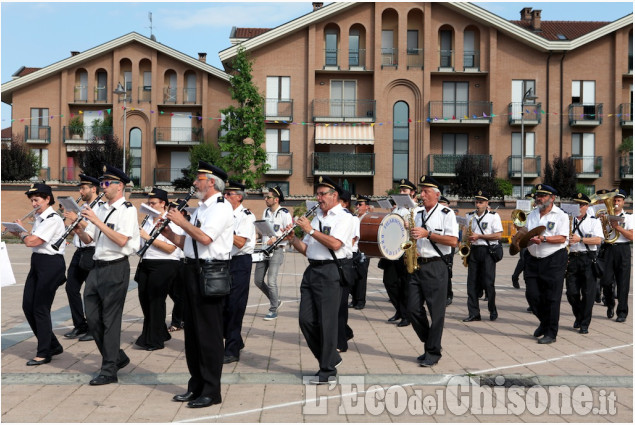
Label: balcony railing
xmin=154 ymin=127 xmax=204 ymax=145
xmin=463 ymin=50 xmax=480 ymax=70
xmin=63 ymin=125 xmax=112 ymax=143
xmin=619 ymin=103 xmax=633 ymax=128
xmin=312 ymin=99 xmax=376 ymax=122
xmin=407 ymin=48 xmax=424 ymax=69
xmin=24 ymin=125 xmax=51 ymax=143
xmin=348 ymin=48 xmax=367 ymax=69
xmin=265 ymin=98 xmax=293 ymax=121
xmin=381 ymin=48 xmax=398 ymax=67
xmin=620 ymin=152 xmax=633 ymax=179
xmin=507 ymin=155 xmax=542 ymax=178
xmin=439 ymin=49 xmax=454 ymax=69
xmin=30 ymin=167 xmax=50 ymax=182
xmin=163 ymin=87 xmax=177 ymax=103
xmin=571 ymin=156 xmax=603 ymax=178
xmin=153 ymin=168 xmax=184 ymax=185
xmin=427 ymin=154 xmax=492 ymax=177
xmin=74 ymin=85 xmax=88 ymax=102
xmin=94 ymin=86 xmax=108 ymax=103
xmin=568 ymin=103 xmax=603 ymax=126
xmin=183 ymin=88 xmax=197 ymax=104
xmin=312 ymin=152 xmax=375 ymax=175
xmin=265 ymin=153 xmax=293 ymax=175
xmin=325 ymin=48 xmax=339 ymax=68
xmin=428 ymin=101 xmax=493 ymax=124
xmin=508 ymin=102 xmax=542 ymax=125
xmin=116 ymin=90 xmax=132 ymax=103
xmin=61 ymin=166 xmax=81 ymax=183
xmin=138 ymin=87 xmax=152 ymax=103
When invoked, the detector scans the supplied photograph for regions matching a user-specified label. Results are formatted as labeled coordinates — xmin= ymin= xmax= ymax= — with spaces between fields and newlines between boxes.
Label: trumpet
xmin=511 ymin=209 xmax=527 ymax=227
xmin=52 ymin=193 xmax=105 ymax=251
xmin=458 ymin=215 xmax=474 ymax=267
xmin=1 ymin=208 xmax=39 ymax=236
xmin=262 ymin=203 xmax=320 ymax=256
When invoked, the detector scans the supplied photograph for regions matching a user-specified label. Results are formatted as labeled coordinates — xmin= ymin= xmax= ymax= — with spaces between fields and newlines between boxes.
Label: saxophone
xmin=458 ymin=215 xmax=474 ymax=267
xmin=401 ymin=208 xmax=420 ymax=274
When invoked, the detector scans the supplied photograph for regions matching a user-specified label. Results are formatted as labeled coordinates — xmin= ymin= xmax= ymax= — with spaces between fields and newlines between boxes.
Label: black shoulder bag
xmin=192 ymin=215 xmax=232 ymax=297
xmin=574 ymin=217 xmax=604 ymax=279
xmin=475 ymin=215 xmax=503 ymax=263
xmin=420 ymin=209 xmax=453 ymax=278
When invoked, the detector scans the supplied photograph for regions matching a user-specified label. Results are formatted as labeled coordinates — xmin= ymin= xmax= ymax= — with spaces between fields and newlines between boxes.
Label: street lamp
xmin=113 ymin=82 xmax=127 ymax=174
xmin=520 ymin=88 xmax=538 ymax=197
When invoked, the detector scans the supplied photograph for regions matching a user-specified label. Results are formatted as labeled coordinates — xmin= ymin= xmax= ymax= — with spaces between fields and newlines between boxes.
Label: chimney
xmin=531 ymin=9 xmax=542 ymax=31
xmin=520 ymin=7 xmax=532 ymax=22
xmin=312 ymin=2 xmax=323 ymax=12
xmin=70 ymin=51 xmax=80 ymax=57
xmin=198 ymin=52 xmax=207 ymax=63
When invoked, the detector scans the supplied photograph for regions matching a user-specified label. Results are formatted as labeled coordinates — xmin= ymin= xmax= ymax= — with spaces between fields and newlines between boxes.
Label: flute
xmin=51 ymin=193 xmax=104 ymax=251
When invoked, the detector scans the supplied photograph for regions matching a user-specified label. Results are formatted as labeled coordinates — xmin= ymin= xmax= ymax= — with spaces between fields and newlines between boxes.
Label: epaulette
xmin=344 ymin=209 xmax=352 ymax=214
xmin=243 ymin=209 xmax=252 ymax=215
xmin=442 ymin=207 xmax=451 ymax=214
xmin=489 ymin=211 xmax=496 ymax=215
xmin=280 ymin=207 xmax=289 ymax=213
xmin=217 ymin=197 xmax=224 ymax=203
xmin=124 ymin=201 xmax=133 ymax=208
xmin=98 ymin=201 xmax=105 ymax=206
xmin=46 ymin=213 xmax=57 ymax=219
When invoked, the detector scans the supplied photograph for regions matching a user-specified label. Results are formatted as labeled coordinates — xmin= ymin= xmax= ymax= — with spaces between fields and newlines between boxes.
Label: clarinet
xmin=136 ymin=187 xmax=195 ymax=257
xmin=263 ymin=203 xmax=320 ymax=256
xmin=52 ymin=194 xmax=104 ymax=251
xmin=140 ymin=214 xmax=151 ymax=228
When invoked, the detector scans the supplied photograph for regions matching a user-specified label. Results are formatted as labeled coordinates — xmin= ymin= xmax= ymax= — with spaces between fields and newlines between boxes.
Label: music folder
xmin=254 ymin=220 xmax=277 ymax=237
xmin=140 ymin=203 xmax=162 ymax=218
xmin=377 ymin=199 xmax=393 ymax=210
xmin=58 ymin=196 xmax=82 ymax=213
xmin=559 ymin=203 xmax=580 ymax=217
xmin=391 ymin=194 xmax=417 ymax=209
xmin=2 ymin=222 xmax=28 ymax=234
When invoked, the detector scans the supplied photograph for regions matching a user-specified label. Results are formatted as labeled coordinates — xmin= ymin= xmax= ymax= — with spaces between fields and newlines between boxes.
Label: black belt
xmin=568 ymin=251 xmax=589 ymax=257
xmin=76 ymin=246 xmax=95 ymax=252
xmin=308 ymin=259 xmax=337 ymax=266
xmin=183 ymin=257 xmax=230 ymax=265
xmin=94 ymin=256 xmax=127 ymax=267
xmin=417 ymin=256 xmax=442 ymax=264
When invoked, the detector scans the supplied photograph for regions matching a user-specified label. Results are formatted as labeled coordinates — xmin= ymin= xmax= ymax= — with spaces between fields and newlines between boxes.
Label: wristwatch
xmin=542 ymin=235 xmax=547 ymax=243
xmin=309 ymin=229 xmax=315 ymax=236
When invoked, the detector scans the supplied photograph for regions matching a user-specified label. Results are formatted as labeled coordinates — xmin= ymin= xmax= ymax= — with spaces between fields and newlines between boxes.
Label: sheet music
xmin=254 ymin=220 xmax=277 ymax=237
xmin=456 ymin=216 xmax=468 ymax=227
xmin=559 ymin=203 xmax=580 ymax=217
xmin=2 ymin=222 xmax=28 ymax=234
xmin=140 ymin=203 xmax=162 ymax=218
xmin=58 ymin=196 xmax=82 ymax=213
xmin=516 ymin=200 xmax=532 ymax=211
xmin=377 ymin=199 xmax=392 ymax=210
xmin=391 ymin=194 xmax=417 ymax=209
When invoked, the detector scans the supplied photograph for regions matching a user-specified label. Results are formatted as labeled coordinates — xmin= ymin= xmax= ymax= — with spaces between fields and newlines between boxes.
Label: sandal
xmin=168 ymin=325 xmax=183 ymax=332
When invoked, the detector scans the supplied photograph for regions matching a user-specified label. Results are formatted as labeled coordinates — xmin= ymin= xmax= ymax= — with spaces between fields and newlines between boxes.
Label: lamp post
xmin=113 ymin=82 xmax=127 ymax=174
xmin=520 ymin=88 xmax=538 ymax=198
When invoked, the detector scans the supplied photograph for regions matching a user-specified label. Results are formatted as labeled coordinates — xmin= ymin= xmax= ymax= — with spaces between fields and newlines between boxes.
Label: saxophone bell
xmin=402 ymin=208 xmax=419 ymax=274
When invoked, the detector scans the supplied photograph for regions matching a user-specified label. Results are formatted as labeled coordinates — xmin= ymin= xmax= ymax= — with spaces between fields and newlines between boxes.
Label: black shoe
xmin=483 ymin=296 xmax=488 ymax=301
xmin=512 ymin=280 xmax=520 ymax=289
xmin=601 ymin=295 xmax=606 ymax=306
xmin=579 ymin=327 xmax=589 ymax=334
xmin=537 ymin=336 xmax=556 ymax=344
xmin=354 ymin=303 xmax=365 ymax=310
xmin=416 ymin=353 xmax=425 ymax=362
xmin=463 ymin=315 xmax=481 ymax=322
xmin=26 ymin=357 xmax=51 ymax=366
xmin=397 ymin=319 xmax=410 ymax=327
xmin=223 ymin=355 xmax=239 ymax=364
xmin=89 ymin=374 xmax=117 ymax=385
xmin=387 ymin=314 xmax=401 ymax=322
xmin=79 ymin=332 xmax=94 ymax=342
xmin=348 ymin=302 xmax=356 ymax=308
xmin=346 ymin=332 xmax=354 ymax=341
xmin=117 ymin=357 xmax=130 ymax=370
xmin=616 ymin=316 xmax=626 ymax=323
xmin=308 ymin=375 xmax=337 ymax=385
xmin=573 ymin=320 xmax=580 ymax=329
xmin=526 ymin=306 xmax=533 ymax=312
xmin=173 ymin=392 xmax=197 ymax=402
xmin=478 ymin=289 xmax=484 ymax=298
xmin=187 ymin=396 xmax=221 ymax=408
xmin=490 ymin=312 xmax=498 ymax=321
xmin=607 ymin=306 xmax=615 ymax=319
xmin=533 ymin=326 xmax=545 ymax=338
xmin=64 ymin=328 xmax=87 ymax=339
xmin=145 ymin=346 xmax=163 ymax=352
xmin=446 ymin=297 xmax=453 ymax=306
xmin=50 ymin=346 xmax=63 ymax=356
xmin=419 ymin=358 xmax=438 ymax=367
xmin=595 ymin=292 xmax=602 ymax=303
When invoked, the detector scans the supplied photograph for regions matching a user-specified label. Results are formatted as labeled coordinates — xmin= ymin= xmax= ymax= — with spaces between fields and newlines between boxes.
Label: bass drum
xmin=358 ymin=213 xmax=408 ymax=260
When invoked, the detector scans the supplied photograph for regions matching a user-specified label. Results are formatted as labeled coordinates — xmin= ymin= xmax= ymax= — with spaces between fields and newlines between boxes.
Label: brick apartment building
xmin=1 ymin=2 xmax=633 ymax=198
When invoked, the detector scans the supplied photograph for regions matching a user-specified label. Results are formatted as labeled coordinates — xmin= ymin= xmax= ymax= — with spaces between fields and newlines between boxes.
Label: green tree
xmin=1 ymin=136 xmax=39 ymax=181
xmin=218 ymin=46 xmax=268 ymax=187
xmin=172 ymin=143 xmax=223 ymax=189
xmin=77 ymin=133 xmax=129 ymax=180
xmin=544 ymin=156 xmax=577 ymax=199
xmin=449 ymin=155 xmax=502 ymax=198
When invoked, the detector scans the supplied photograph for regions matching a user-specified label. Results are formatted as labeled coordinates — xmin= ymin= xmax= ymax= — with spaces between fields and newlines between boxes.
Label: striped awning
xmin=315 ymin=125 xmax=374 ymax=145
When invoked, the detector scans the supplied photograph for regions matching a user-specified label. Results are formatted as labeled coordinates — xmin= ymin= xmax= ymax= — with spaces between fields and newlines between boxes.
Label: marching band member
xmin=348 ymin=195 xmax=371 ymax=310
xmin=438 ymin=196 xmax=454 ymax=305
xmin=135 ymin=188 xmax=181 ymax=351
xmin=566 ymin=193 xmax=604 ymax=334
xmin=524 ymin=184 xmax=569 ymax=344
xmin=337 ymin=190 xmax=356 ymax=353
xmin=73 ymin=165 xmax=140 ymax=384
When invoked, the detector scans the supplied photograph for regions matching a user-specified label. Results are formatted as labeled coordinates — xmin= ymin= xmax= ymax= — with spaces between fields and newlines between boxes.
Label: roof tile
xmin=510 ymin=20 xmax=611 ymax=41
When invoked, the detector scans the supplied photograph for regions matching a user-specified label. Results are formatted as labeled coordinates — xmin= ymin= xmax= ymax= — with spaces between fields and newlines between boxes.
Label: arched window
xmin=129 ymin=127 xmax=142 ymax=186
xmin=325 ymin=28 xmax=339 ymax=66
xmin=393 ymin=101 xmax=409 ymax=181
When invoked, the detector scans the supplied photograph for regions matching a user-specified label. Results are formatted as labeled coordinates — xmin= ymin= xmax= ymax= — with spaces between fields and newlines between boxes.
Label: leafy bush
xmin=544 ymin=156 xmax=577 ymax=199
xmin=1 ymin=137 xmax=39 ymax=181
xmin=496 ymin=178 xmax=513 ymax=197
xmin=77 ymin=133 xmax=128 ymax=180
xmin=172 ymin=143 xmax=223 ymax=189
xmin=449 ymin=155 xmax=502 ymax=198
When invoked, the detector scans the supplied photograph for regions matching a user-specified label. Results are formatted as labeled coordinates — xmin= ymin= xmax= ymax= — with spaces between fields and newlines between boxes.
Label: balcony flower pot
xmin=69 ymin=116 xmax=84 ymax=139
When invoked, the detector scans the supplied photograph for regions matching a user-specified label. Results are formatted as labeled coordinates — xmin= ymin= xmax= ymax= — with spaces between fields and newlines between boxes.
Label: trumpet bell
xmin=510 ymin=209 xmax=527 ymax=228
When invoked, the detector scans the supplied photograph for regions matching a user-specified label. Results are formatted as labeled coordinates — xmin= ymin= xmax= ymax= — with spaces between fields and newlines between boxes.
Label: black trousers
xmin=524 ymin=248 xmax=568 ymax=338
xmin=182 ymin=262 xmax=225 ymax=401
xmin=337 ymin=285 xmax=354 ymax=352
xmin=600 ymin=243 xmax=632 ymax=318
xmin=168 ymin=259 xmax=185 ymax=328
xmin=446 ymin=250 xmax=455 ymax=299
xmin=466 ymin=246 xmax=497 ymax=317
xmin=299 ymin=262 xmax=342 ymax=380
xmin=23 ymin=253 xmax=66 ymax=358
xmin=566 ymin=253 xmax=596 ymax=328
xmin=382 ymin=258 xmax=408 ymax=318
xmin=223 ymin=254 xmax=252 ymax=357
xmin=84 ymin=258 xmax=130 ymax=377
xmin=135 ymin=259 xmax=179 ymax=349
xmin=65 ymin=248 xmax=92 ymax=331
xmin=407 ymin=260 xmax=447 ymax=363
xmin=350 ymin=251 xmax=369 ymax=306
xmin=512 ymin=248 xmax=527 ymax=283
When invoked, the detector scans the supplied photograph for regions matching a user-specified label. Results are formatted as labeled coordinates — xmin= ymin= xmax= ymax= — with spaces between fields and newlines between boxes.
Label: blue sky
xmin=1 ymin=1 xmax=633 ymax=126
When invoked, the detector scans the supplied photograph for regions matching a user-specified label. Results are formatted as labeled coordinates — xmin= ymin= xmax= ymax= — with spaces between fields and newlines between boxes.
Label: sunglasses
xmin=100 ymin=180 xmax=121 ymax=187
xmin=355 ymin=202 xmax=367 ymax=206
xmin=264 ymin=195 xmax=276 ymax=199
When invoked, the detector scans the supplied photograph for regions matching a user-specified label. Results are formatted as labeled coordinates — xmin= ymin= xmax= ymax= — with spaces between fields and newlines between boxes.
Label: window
xmin=349 ymin=29 xmax=360 ymax=66
xmin=393 ymin=101 xmax=409 ymax=181
xmin=124 ymin=71 xmax=132 ymax=92
xmin=30 ymin=108 xmax=49 ymax=140
xmin=77 ymin=71 xmax=88 ymax=101
xmin=512 ymin=132 xmax=535 ymax=156
xmin=511 ymin=80 xmax=536 ymax=120
xmin=325 ymin=29 xmax=338 ymax=66
xmin=442 ymin=134 xmax=468 ymax=155
xmin=266 ymin=128 xmax=290 ymax=169
xmin=185 ymin=73 xmax=196 ymax=103
xmin=440 ymin=30 xmax=453 ymax=67
xmin=265 ymin=76 xmax=290 ymax=117
xmin=442 ymin=82 xmax=468 ymax=119
xmin=572 ymin=80 xmax=596 ymax=119
xmin=143 ymin=72 xmax=152 ymax=90
xmin=463 ymin=30 xmax=476 ymax=67
xmin=572 ymin=133 xmax=596 ymax=173
xmin=31 ymin=148 xmax=48 ymax=168
xmin=96 ymin=71 xmax=107 ymax=101
xmin=381 ymin=30 xmax=395 ymax=65
xmin=407 ymin=30 xmax=418 ymax=54
xmin=129 ymin=128 xmax=142 ymax=186
xmin=330 ymin=80 xmax=356 ymax=117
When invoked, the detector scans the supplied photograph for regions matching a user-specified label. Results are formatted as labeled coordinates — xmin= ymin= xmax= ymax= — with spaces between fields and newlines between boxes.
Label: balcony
xmin=507 ymin=155 xmax=542 ymax=178
xmin=63 ymin=125 xmax=112 ymax=144
xmin=571 ymin=156 xmax=602 ymax=178
xmin=381 ymin=48 xmax=398 ymax=68
xmin=463 ymin=50 xmax=480 ymax=71
xmin=619 ymin=152 xmax=633 ymax=179
xmin=407 ymin=48 xmax=424 ymax=69
xmin=348 ymin=48 xmax=367 ymax=70
xmin=265 ymin=153 xmax=293 ymax=175
xmin=265 ymin=98 xmax=293 ymax=122
xmin=94 ymin=86 xmax=108 ymax=103
xmin=74 ymin=85 xmax=88 ymax=103
xmin=619 ymin=103 xmax=632 ymax=128
xmin=153 ymin=168 xmax=184 ymax=185
xmin=31 ymin=167 xmax=50 ymax=182
xmin=154 ymin=127 xmax=204 ymax=145
xmin=24 ymin=125 xmax=51 ymax=144
xmin=324 ymin=48 xmax=339 ymax=69
xmin=312 ymin=99 xmax=376 ymax=122
xmin=439 ymin=49 xmax=454 ymax=70
xmin=163 ymin=87 xmax=177 ymax=103
xmin=312 ymin=152 xmax=375 ymax=176
xmin=116 ymin=89 xmax=132 ymax=103
xmin=428 ymin=101 xmax=493 ymax=125
xmin=508 ymin=103 xmax=542 ymax=126
xmin=183 ymin=88 xmax=197 ymax=104
xmin=138 ymin=87 xmax=152 ymax=103
xmin=427 ymin=154 xmax=492 ymax=177
xmin=568 ymin=103 xmax=603 ymax=126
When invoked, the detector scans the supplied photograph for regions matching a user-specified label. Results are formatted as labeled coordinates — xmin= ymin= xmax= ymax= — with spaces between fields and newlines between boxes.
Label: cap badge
xmin=319 ymin=176 xmax=323 ymax=183
xmin=537 ymin=185 xmax=542 ymax=190
xmin=103 ymin=165 xmax=107 ymax=172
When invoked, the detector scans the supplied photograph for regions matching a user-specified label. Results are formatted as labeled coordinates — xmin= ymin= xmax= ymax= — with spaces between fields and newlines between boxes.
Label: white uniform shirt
xmin=262 ymin=205 xmax=293 ymax=247
xmin=352 ymin=214 xmax=361 ymax=253
xmin=414 ymin=203 xmax=459 ymax=257
xmin=569 ymin=214 xmax=604 ymax=253
xmin=526 ymin=205 xmax=569 ymax=258
xmin=140 ymin=217 xmax=182 ymax=261
xmin=231 ymin=204 xmax=256 ymax=256
xmin=467 ymin=210 xmax=503 ymax=246
xmin=72 ymin=198 xmax=102 ymax=248
xmin=30 ymin=206 xmax=66 ymax=255
xmin=183 ymin=193 xmax=234 ymax=260
xmin=84 ymin=197 xmax=140 ymax=261
xmin=613 ymin=211 xmax=633 ymax=244
xmin=303 ymin=203 xmax=354 ymax=260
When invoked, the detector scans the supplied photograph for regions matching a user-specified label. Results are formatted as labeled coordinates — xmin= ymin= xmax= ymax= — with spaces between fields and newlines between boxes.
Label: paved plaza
xmin=1 ymin=243 xmax=632 ymax=423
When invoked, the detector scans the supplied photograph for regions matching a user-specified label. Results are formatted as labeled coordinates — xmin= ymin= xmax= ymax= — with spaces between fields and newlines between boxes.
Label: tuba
xmin=590 ymin=190 xmax=620 ymax=244
xmin=458 ymin=215 xmax=474 ymax=267
xmin=401 ymin=208 xmax=420 ymax=274
xmin=510 ymin=209 xmax=527 ymax=227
